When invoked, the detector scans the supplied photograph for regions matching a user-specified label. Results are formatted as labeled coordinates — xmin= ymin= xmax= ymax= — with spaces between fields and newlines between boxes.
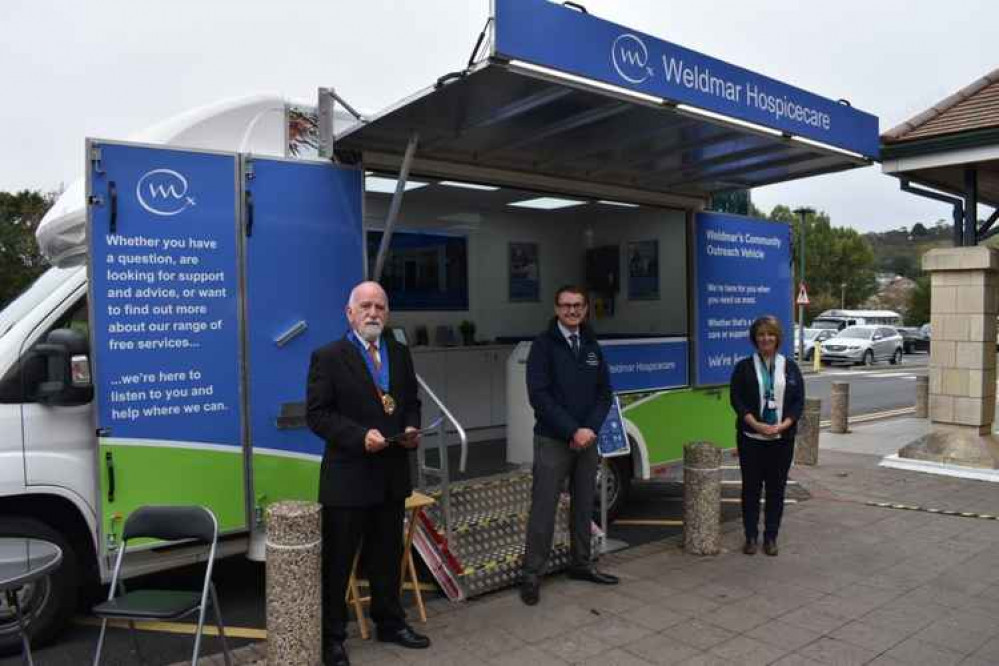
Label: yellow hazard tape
xmin=460 ymin=552 xmax=523 ymax=576
xmin=866 ymin=502 xmax=999 ymax=520
xmin=75 ymin=616 xmax=268 ymax=640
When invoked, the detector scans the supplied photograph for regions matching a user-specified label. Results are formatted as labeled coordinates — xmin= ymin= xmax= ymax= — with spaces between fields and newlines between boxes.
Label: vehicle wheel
xmin=862 ymin=350 xmax=875 ymax=367
xmin=594 ymin=453 xmax=632 ymax=523
xmin=805 ymin=348 xmax=814 ymax=362
xmin=891 ymin=349 xmax=903 ymax=365
xmin=903 ymin=342 xmax=912 ymax=354
xmin=0 ymin=517 xmax=78 ymax=656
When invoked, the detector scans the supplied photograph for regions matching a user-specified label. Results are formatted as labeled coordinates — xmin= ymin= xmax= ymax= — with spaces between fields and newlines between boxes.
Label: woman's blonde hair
xmin=749 ymin=315 xmax=783 ymax=350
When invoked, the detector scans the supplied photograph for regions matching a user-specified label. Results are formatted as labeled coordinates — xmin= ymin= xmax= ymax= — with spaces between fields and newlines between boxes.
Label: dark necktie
xmin=569 ymin=333 xmax=579 ymax=358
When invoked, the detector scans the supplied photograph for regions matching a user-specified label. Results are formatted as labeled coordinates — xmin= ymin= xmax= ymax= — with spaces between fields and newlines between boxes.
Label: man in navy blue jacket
xmin=520 ymin=285 xmax=618 ymax=606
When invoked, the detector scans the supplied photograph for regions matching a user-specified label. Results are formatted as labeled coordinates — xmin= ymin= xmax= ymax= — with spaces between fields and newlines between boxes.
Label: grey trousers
xmin=522 ymin=435 xmax=599 ymax=576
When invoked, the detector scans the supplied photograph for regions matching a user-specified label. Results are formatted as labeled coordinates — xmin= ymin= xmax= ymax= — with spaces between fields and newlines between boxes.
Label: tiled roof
xmin=882 ymin=67 xmax=999 ymax=143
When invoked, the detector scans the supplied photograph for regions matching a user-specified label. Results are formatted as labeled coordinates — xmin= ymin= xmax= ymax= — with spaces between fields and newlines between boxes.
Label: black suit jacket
xmin=729 ymin=354 xmax=805 ymax=443
xmin=306 ymin=334 xmax=421 ymax=507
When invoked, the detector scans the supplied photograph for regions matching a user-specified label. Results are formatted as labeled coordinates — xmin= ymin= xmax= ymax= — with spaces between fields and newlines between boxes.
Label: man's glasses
xmin=557 ymin=303 xmax=586 ymax=311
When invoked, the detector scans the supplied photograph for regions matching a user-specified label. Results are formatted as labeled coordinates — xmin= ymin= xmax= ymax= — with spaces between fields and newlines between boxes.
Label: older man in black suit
xmin=307 ymin=281 xmax=430 ymax=666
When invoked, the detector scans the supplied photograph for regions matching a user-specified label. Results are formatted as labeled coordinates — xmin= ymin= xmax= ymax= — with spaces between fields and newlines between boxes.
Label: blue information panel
xmin=694 ymin=212 xmax=793 ymax=386
xmin=597 ymin=397 xmax=629 ymax=458
xmin=600 ymin=338 xmax=688 ymax=393
xmin=494 ymin=0 xmax=879 ymax=159
xmin=89 ymin=143 xmax=241 ymax=446
xmin=244 ymin=158 xmax=364 ymax=459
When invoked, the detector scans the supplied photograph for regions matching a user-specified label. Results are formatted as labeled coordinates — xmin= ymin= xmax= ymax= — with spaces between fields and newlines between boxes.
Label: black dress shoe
xmin=743 ymin=539 xmax=758 ymax=555
xmin=520 ymin=575 xmax=540 ymax=605
xmin=763 ymin=539 xmax=779 ymax=556
xmin=567 ymin=566 xmax=619 ymax=585
xmin=324 ymin=642 xmax=350 ymax=666
xmin=376 ymin=624 xmax=431 ymax=649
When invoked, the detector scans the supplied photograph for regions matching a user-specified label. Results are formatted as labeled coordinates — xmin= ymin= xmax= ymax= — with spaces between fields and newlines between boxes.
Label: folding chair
xmin=91 ymin=505 xmax=233 ymax=666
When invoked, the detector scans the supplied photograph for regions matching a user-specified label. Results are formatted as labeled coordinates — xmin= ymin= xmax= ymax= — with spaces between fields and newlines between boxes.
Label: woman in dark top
xmin=729 ymin=316 xmax=805 ymax=556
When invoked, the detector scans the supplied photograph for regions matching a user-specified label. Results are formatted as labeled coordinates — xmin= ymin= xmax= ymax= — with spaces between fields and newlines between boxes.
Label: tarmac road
xmin=804 ymin=351 xmax=929 ymax=420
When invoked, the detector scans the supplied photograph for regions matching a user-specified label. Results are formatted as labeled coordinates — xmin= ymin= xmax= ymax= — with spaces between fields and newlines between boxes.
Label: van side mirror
xmin=34 ymin=328 xmax=93 ymax=406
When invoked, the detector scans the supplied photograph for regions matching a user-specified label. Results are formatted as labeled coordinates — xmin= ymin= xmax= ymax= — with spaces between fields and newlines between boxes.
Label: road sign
xmin=797 ymin=283 xmax=810 ymax=306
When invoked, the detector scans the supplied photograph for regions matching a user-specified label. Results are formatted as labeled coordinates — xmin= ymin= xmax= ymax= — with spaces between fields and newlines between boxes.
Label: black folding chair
xmin=91 ymin=506 xmax=233 ymax=666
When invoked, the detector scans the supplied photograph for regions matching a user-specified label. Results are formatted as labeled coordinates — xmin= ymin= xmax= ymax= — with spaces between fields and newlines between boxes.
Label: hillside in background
xmin=863 ymin=219 xmax=953 ymax=279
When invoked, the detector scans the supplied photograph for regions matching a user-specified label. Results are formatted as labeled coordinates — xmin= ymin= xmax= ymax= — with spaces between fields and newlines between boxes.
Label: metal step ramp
xmin=414 ymin=470 xmax=577 ymax=601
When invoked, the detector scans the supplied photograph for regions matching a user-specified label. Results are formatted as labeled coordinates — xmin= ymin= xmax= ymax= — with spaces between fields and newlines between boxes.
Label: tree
xmin=907 ymin=275 xmax=930 ymax=325
xmin=777 ymin=206 xmax=878 ymax=321
xmin=0 ymin=190 xmax=52 ymax=308
xmin=911 ymin=222 xmax=929 ymax=238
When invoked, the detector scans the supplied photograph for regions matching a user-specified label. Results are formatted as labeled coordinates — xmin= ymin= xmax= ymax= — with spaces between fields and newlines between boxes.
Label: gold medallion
xmin=382 ymin=393 xmax=397 ymax=415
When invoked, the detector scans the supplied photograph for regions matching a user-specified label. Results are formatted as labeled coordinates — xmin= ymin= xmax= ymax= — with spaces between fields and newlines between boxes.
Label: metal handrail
xmin=415 ymin=374 xmax=468 ymax=544
xmin=416 ymin=374 xmax=468 ymax=474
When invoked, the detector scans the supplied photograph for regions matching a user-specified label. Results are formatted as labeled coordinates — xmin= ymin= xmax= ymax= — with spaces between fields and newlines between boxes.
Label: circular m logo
xmin=611 ymin=33 xmax=653 ymax=85
xmin=136 ymin=169 xmax=196 ymax=216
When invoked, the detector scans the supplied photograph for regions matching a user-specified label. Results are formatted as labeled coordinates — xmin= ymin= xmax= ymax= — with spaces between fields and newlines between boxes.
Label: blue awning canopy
xmin=335 ymin=0 xmax=879 ymax=205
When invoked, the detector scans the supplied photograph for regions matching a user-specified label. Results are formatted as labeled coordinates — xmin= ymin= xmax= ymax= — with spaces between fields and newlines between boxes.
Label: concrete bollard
xmin=794 ymin=397 xmax=821 ymax=465
xmin=683 ymin=441 xmax=721 ymax=555
xmin=915 ymin=375 xmax=929 ymax=419
xmin=266 ymin=501 xmax=322 ymax=666
xmin=830 ymin=381 xmax=850 ymax=434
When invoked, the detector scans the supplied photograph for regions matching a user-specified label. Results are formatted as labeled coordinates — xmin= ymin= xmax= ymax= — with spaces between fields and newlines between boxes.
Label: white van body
xmin=812 ymin=309 xmax=903 ymax=330
xmin=0 ymin=95 xmax=355 ymax=652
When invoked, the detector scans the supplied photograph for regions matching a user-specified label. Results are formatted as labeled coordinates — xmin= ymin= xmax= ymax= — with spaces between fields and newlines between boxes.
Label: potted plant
xmin=459 ymin=320 xmax=476 ymax=346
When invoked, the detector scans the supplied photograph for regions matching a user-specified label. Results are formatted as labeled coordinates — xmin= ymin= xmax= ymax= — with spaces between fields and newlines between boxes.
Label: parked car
xmin=897 ymin=326 xmax=930 ymax=354
xmin=793 ymin=327 xmax=836 ymax=361
xmin=819 ymin=325 xmax=904 ymax=366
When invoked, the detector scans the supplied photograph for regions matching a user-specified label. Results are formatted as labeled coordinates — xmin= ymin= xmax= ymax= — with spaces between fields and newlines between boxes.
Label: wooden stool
xmin=345 ymin=491 xmax=436 ymax=639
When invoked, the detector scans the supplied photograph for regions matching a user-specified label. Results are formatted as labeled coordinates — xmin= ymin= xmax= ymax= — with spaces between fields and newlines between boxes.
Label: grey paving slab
xmin=708 ymin=635 xmax=790 ymax=665
xmin=666 ymin=618 xmax=737 ymax=651
xmin=744 ymin=619 xmax=824 ymax=652
xmin=770 ymin=655 xmax=825 ymax=666
xmin=576 ymin=647 xmax=657 ymax=665
xmin=539 ymin=630 xmax=614 ymax=663
xmin=777 ymin=605 xmax=852 ymax=635
xmin=486 ymin=643 xmax=568 ymax=666
xmin=794 ymin=637 xmax=878 ymax=665
xmin=882 ymin=636 xmax=966 ymax=665
xmin=827 ymin=619 xmax=912 ymax=653
xmin=695 ymin=602 xmax=769 ymax=634
xmin=625 ymin=633 xmax=704 ymax=665
xmin=612 ymin=602 xmax=689 ymax=632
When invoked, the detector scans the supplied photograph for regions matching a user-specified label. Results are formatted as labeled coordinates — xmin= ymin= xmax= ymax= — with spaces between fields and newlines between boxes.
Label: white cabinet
xmin=411 ymin=345 xmax=513 ymax=431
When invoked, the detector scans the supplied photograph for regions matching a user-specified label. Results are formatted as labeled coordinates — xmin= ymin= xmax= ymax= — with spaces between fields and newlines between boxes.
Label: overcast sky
xmin=2 ymin=0 xmax=995 ymax=231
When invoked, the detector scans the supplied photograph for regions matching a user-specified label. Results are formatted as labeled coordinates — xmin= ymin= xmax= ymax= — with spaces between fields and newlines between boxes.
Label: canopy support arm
xmin=372 ymin=133 xmax=420 ymax=282
xmin=900 ymin=178 xmax=965 ymax=247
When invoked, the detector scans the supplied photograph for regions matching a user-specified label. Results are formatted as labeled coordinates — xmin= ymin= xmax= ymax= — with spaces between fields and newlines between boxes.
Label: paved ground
xmin=194 ymin=417 xmax=999 ymax=666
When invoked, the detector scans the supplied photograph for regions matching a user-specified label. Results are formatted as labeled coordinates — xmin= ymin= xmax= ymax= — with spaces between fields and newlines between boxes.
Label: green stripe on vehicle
xmin=623 ymin=387 xmax=735 ymax=465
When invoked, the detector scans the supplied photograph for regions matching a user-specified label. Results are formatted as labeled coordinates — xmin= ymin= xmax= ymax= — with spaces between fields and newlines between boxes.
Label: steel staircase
xmin=412 ymin=377 xmax=579 ymax=601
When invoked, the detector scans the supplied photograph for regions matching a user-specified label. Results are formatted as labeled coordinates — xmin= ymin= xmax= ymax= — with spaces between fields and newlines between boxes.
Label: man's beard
xmin=358 ymin=320 xmax=384 ymax=342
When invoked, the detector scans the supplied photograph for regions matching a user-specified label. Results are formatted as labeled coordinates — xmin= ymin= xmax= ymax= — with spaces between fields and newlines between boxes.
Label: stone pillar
xmin=794 ymin=397 xmax=821 ymax=466
xmin=830 ymin=382 xmax=850 ymax=434
xmin=266 ymin=501 xmax=322 ymax=666
xmin=915 ymin=375 xmax=929 ymax=419
xmin=899 ymin=247 xmax=999 ymax=468
xmin=683 ymin=441 xmax=721 ymax=555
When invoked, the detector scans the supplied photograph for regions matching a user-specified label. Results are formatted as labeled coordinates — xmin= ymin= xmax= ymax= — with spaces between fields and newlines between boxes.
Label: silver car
xmin=794 ymin=328 xmax=836 ymax=361
xmin=819 ymin=325 xmax=904 ymax=366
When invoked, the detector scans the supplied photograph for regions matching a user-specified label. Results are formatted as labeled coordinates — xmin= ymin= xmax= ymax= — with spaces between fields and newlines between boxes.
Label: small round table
xmin=0 ymin=538 xmax=63 ymax=666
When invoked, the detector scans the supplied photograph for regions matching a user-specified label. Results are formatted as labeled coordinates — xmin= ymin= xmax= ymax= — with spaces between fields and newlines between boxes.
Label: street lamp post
xmin=794 ymin=207 xmax=815 ymax=363
xmin=840 ymin=282 xmax=847 ymax=309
